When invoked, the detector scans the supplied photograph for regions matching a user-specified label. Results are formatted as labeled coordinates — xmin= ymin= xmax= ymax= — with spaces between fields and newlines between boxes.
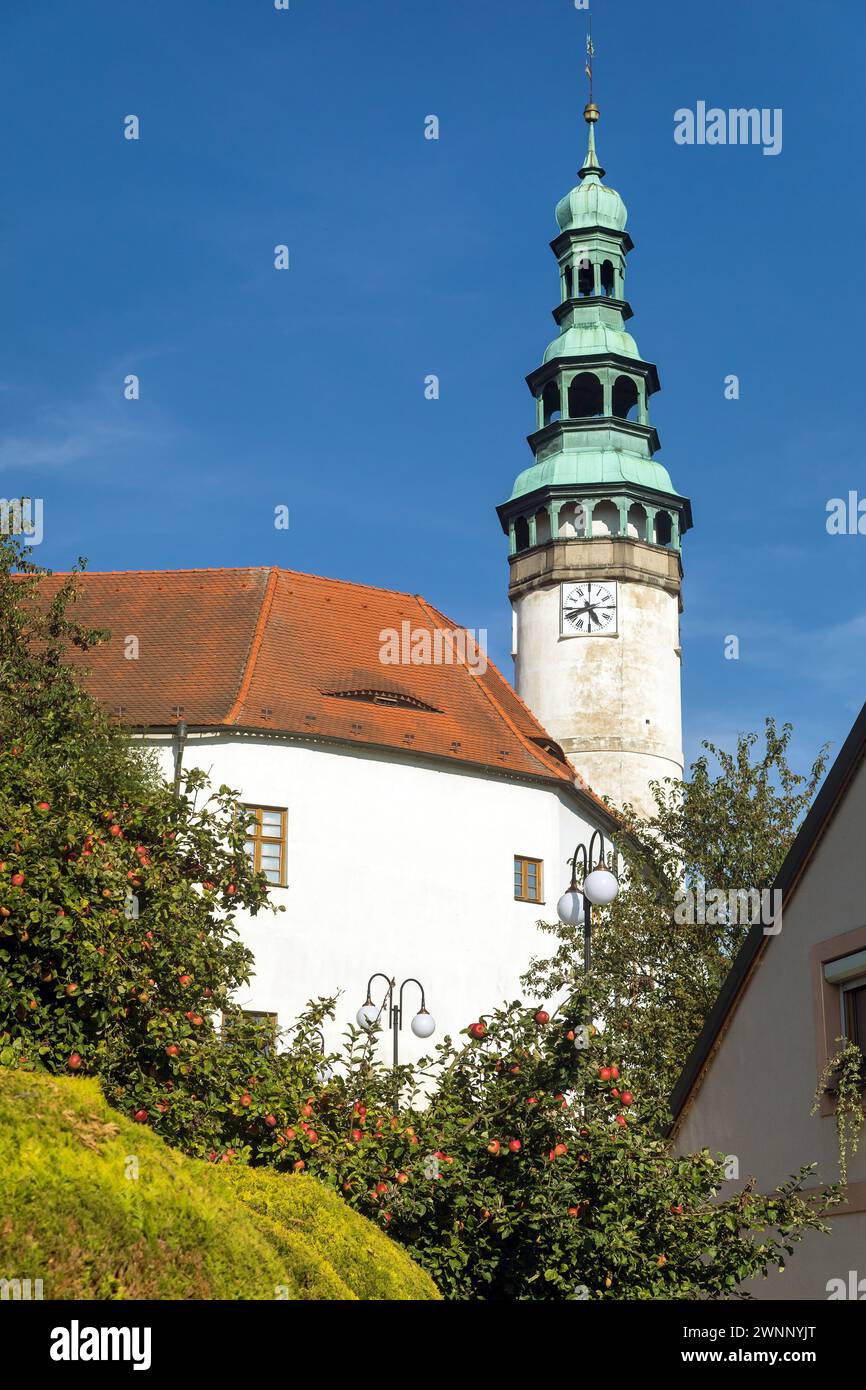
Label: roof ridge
xmin=45 ymin=566 xmax=271 ymax=579
xmin=226 ymin=569 xmax=279 ymax=724
xmin=62 ymin=565 xmax=422 ymax=602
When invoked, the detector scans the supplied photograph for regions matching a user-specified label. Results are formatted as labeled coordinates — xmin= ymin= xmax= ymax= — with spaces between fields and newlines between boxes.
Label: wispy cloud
xmin=0 ymin=361 xmax=184 ymax=475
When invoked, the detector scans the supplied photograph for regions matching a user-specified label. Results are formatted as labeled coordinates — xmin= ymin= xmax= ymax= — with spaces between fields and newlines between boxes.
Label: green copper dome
xmin=508 ymin=447 xmax=676 ymax=503
xmin=555 ymin=121 xmax=627 ymax=233
xmin=543 ymin=321 xmax=640 ymax=364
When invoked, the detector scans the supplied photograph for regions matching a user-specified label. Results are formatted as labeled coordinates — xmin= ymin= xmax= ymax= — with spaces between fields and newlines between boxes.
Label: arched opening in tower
xmin=557 ymin=502 xmax=585 ymax=539
xmin=563 ymin=265 xmax=574 ymax=298
xmin=601 ymin=259 xmax=616 ymax=297
xmin=514 ymin=516 xmax=530 ymax=551
xmin=534 ymin=508 xmax=551 ymax=544
xmin=568 ymin=372 xmax=604 ymax=418
xmin=655 ymin=510 xmax=673 ymax=546
xmin=542 ymin=380 xmax=561 ymax=425
xmin=592 ymin=500 xmax=620 ymax=537
xmin=578 ymin=258 xmax=594 ymax=297
xmin=627 ymin=503 xmax=648 ymax=541
xmin=612 ymin=374 xmax=640 ymax=421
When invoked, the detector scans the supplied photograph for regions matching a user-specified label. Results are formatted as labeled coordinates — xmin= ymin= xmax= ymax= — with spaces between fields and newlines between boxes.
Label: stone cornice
xmin=507 ymin=536 xmax=684 ymax=600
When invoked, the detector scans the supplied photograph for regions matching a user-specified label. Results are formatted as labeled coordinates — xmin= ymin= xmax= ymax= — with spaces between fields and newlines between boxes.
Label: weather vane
xmin=585 ymin=18 xmax=594 ymax=106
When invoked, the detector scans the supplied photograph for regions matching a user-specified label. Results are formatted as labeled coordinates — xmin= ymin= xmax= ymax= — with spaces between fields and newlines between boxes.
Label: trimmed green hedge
xmin=0 ymin=1069 xmax=439 ymax=1301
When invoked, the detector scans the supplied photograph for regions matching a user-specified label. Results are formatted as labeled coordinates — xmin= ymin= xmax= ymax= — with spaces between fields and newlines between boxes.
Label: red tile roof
xmin=47 ymin=565 xmax=606 ymax=803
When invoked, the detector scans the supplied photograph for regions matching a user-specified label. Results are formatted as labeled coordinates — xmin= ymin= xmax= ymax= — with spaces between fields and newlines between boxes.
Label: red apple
xmin=110 ymin=824 xmax=122 ymax=837
xmin=396 ymin=1172 xmax=408 ymax=1185
xmin=293 ymin=1159 xmax=305 ymax=1172
xmin=37 ymin=801 xmax=50 ymax=811
xmin=508 ymin=1139 xmax=521 ymax=1153
xmin=285 ymin=1127 xmax=296 ymax=1141
xmin=487 ymin=1139 xmax=501 ymax=1155
xmin=265 ymin=1114 xmax=277 ymax=1127
xmin=134 ymin=1108 xmax=148 ymax=1123
xmin=179 ymin=974 xmax=192 ymax=987
xmin=240 ymin=1092 xmax=252 ymax=1107
xmin=468 ymin=1021 xmax=486 ymax=1040
xmin=670 ymin=1203 xmax=684 ymax=1215
xmin=534 ymin=1009 xmax=550 ymax=1025
xmin=554 ymin=1142 xmax=567 ymax=1157
xmin=10 ymin=873 xmax=24 ymax=887
xmin=615 ymin=1114 xmax=627 ymax=1127
xmin=351 ymin=1129 xmax=363 ymax=1143
xmin=621 ymin=1091 xmax=633 ymax=1106
xmin=610 ymin=1064 xmax=620 ymax=1080
xmin=67 ymin=1052 xmax=81 ymax=1070
xmin=599 ymin=1066 xmax=611 ymax=1081
xmin=165 ymin=1044 xmax=179 ymax=1057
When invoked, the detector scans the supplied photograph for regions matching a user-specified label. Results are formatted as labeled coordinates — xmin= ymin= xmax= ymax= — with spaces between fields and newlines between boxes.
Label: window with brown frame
xmin=243 ymin=806 xmax=287 ymax=886
xmin=514 ymin=855 xmax=543 ymax=903
xmin=843 ymin=979 xmax=866 ymax=1052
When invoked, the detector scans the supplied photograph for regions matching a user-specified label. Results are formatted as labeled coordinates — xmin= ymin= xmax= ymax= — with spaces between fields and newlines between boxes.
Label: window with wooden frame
xmin=514 ymin=855 xmax=543 ymax=904
xmin=243 ymin=806 xmax=287 ymax=886
xmin=813 ymin=931 xmax=866 ymax=1116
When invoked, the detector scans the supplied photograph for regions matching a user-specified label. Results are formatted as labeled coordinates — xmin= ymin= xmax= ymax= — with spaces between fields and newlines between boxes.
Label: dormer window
xmin=321 ymin=673 xmax=441 ymax=714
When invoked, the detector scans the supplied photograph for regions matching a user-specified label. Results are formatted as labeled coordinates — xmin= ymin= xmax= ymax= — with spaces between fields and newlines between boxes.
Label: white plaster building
xmin=67 ymin=565 xmax=616 ymax=1062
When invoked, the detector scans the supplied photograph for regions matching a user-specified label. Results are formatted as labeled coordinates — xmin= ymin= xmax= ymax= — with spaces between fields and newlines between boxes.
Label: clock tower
xmin=497 ymin=103 xmax=692 ymax=817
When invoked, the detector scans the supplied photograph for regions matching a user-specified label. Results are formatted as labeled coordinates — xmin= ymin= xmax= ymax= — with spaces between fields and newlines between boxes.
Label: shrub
xmin=0 ymin=1069 xmax=439 ymax=1300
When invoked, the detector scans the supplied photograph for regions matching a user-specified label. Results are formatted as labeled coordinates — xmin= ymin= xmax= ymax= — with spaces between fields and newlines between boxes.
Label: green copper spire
xmin=497 ymin=101 xmax=692 ymax=552
xmin=556 ymin=106 xmax=626 ymax=233
xmin=579 ymin=106 xmax=604 ymax=180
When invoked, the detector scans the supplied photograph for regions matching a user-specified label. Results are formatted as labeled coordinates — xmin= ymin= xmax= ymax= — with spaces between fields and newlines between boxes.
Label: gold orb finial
xmin=584 ymin=102 xmax=599 ymax=123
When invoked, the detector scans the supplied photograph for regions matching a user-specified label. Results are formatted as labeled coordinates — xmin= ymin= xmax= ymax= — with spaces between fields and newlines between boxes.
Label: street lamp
xmin=308 ymin=1026 xmax=334 ymax=1083
xmin=355 ymin=973 xmax=435 ymax=1077
xmin=557 ymin=830 xmax=619 ymax=972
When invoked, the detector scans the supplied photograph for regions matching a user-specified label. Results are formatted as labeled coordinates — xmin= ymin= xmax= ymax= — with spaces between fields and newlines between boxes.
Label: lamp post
xmin=356 ymin=974 xmax=435 ymax=1084
xmin=308 ymin=1026 xmax=334 ymax=1082
xmin=556 ymin=830 xmax=619 ymax=972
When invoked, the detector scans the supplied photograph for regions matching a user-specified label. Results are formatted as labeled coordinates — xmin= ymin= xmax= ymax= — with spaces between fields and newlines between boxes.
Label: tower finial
xmin=580 ymin=22 xmax=603 ymax=179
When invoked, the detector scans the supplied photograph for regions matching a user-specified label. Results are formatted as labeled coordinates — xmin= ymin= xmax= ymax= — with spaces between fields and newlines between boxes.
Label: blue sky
xmin=1 ymin=0 xmax=864 ymax=779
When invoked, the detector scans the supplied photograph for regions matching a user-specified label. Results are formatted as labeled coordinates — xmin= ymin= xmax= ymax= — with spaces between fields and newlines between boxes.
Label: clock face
xmin=561 ymin=580 xmax=618 ymax=637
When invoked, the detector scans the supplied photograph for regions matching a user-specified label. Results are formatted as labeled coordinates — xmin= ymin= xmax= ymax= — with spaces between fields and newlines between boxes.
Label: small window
xmin=243 ymin=806 xmax=287 ymax=886
xmin=514 ymin=855 xmax=543 ymax=903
